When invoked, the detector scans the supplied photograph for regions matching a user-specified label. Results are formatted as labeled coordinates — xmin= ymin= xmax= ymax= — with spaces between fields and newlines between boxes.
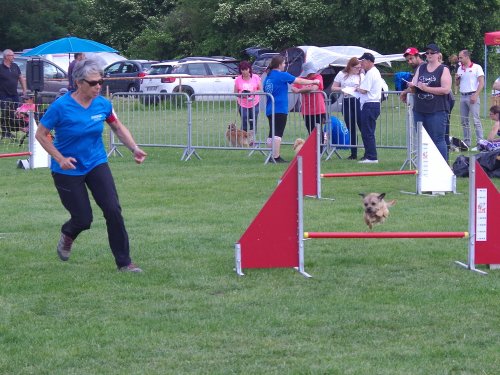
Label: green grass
xmin=1 ymin=142 xmax=500 ymax=374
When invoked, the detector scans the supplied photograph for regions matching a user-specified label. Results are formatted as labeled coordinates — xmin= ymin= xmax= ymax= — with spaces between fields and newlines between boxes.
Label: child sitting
xmin=15 ymin=94 xmax=37 ymax=133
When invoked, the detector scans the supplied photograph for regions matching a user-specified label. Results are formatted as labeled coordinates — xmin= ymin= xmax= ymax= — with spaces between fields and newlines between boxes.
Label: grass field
xmin=1 ymin=135 xmax=500 ymax=374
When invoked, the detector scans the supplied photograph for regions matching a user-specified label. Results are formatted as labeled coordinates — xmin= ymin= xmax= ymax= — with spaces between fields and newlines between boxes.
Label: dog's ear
xmin=378 ymin=193 xmax=386 ymax=200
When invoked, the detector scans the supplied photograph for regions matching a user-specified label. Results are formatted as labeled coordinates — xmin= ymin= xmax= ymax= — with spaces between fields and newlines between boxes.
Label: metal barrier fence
xmin=108 ymin=90 xmax=407 ymax=162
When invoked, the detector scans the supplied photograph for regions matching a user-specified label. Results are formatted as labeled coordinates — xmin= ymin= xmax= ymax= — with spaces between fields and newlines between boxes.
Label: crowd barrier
xmin=234 ymin=130 xmax=499 ymax=277
xmin=107 ymin=90 xmax=408 ymax=163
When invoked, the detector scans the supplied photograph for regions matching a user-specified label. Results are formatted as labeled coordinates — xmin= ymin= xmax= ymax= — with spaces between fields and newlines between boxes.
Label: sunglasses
xmin=83 ymin=79 xmax=104 ymax=86
xmin=425 ymin=51 xmax=438 ymax=55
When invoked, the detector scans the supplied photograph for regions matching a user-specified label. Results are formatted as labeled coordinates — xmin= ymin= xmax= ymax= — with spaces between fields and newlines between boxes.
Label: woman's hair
xmin=238 ymin=60 xmax=253 ymax=76
xmin=73 ymin=59 xmax=103 ymax=87
xmin=342 ymin=57 xmax=360 ymax=75
xmin=267 ymin=55 xmax=285 ymax=72
xmin=490 ymin=105 xmax=500 ymax=116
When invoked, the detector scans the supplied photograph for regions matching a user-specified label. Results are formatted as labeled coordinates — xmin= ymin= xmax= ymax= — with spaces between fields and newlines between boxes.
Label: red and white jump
xmin=235 ymin=128 xmax=499 ymax=277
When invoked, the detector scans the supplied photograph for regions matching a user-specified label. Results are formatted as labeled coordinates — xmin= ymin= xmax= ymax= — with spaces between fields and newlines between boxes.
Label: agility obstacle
xmin=289 ymin=124 xmax=456 ymax=199
xmin=235 ymin=153 xmax=499 ymax=277
xmin=321 ymin=170 xmax=417 ymax=178
xmin=0 ymin=152 xmax=31 ymax=159
xmin=304 ymin=232 xmax=468 ymax=239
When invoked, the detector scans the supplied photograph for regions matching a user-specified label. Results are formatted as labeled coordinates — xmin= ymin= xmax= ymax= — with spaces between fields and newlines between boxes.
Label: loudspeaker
xmin=26 ymin=59 xmax=44 ymax=92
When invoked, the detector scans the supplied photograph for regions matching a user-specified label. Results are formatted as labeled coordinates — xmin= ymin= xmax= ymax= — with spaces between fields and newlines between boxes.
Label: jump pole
xmin=0 ymin=152 xmax=31 ymax=159
xmin=321 ymin=170 xmax=417 ymax=178
xmin=305 ymin=232 xmax=468 ymax=239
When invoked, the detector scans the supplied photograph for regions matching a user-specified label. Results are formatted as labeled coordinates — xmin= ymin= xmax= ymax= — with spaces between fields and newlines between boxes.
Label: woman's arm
xmin=107 ymin=117 xmax=147 ymax=164
xmin=487 ymin=121 xmax=500 ymax=142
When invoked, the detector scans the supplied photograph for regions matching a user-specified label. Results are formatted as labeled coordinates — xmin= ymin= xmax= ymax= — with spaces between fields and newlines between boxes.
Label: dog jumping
xmin=359 ymin=192 xmax=396 ymax=229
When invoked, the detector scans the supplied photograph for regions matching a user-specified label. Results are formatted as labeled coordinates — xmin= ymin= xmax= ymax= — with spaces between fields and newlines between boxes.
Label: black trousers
xmin=342 ymin=97 xmax=361 ymax=157
xmin=52 ymin=163 xmax=131 ymax=268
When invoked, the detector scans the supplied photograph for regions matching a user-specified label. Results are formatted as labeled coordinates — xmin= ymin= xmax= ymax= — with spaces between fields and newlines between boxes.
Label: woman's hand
xmin=132 ymin=147 xmax=147 ymax=164
xmin=58 ymin=156 xmax=77 ymax=170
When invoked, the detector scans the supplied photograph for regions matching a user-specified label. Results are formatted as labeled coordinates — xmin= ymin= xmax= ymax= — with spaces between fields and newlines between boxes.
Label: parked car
xmin=102 ymin=59 xmax=158 ymax=94
xmin=251 ymin=52 xmax=280 ymax=75
xmin=177 ymin=56 xmax=239 ymax=73
xmin=0 ymin=54 xmax=69 ymax=103
xmin=139 ymin=59 xmax=236 ymax=102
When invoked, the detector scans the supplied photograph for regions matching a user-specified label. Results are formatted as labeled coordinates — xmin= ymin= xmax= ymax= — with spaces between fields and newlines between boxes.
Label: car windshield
xmin=149 ymin=65 xmax=175 ymax=75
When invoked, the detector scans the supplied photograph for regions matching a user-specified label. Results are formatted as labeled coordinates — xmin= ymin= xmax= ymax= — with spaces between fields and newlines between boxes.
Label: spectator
xmin=400 ymin=47 xmax=424 ymax=105
xmin=291 ymin=61 xmax=326 ymax=134
xmin=15 ymin=94 xmax=36 ymax=132
xmin=356 ymin=52 xmax=382 ymax=164
xmin=456 ymin=49 xmax=484 ymax=149
xmin=409 ymin=43 xmax=452 ymax=161
xmin=263 ymin=55 xmax=320 ymax=163
xmin=477 ymin=105 xmax=500 ymax=151
xmin=35 ymin=59 xmax=147 ymax=272
xmin=1 ymin=49 xmax=27 ymax=139
xmin=68 ymin=53 xmax=85 ymax=90
xmin=234 ymin=61 xmax=261 ymax=145
xmin=437 ymin=52 xmax=455 ymax=155
xmin=331 ymin=57 xmax=364 ymax=159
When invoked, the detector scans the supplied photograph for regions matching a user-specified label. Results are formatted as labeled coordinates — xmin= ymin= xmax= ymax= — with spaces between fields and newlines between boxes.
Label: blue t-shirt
xmin=41 ymin=92 xmax=112 ymax=175
xmin=263 ymin=70 xmax=296 ymax=116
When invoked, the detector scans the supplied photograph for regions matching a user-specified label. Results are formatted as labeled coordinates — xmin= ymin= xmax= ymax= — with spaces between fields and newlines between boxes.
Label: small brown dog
xmin=225 ymin=123 xmax=249 ymax=147
xmin=359 ymin=193 xmax=396 ymax=229
xmin=293 ymin=138 xmax=305 ymax=154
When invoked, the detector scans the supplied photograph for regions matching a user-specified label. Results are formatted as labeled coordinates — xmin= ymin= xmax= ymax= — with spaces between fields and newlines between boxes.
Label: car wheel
xmin=174 ymin=86 xmax=194 ymax=101
xmin=127 ymin=85 xmax=139 ymax=98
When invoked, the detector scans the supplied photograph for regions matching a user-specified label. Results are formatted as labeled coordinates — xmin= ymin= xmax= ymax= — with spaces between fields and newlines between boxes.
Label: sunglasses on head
xmin=83 ymin=79 xmax=104 ymax=86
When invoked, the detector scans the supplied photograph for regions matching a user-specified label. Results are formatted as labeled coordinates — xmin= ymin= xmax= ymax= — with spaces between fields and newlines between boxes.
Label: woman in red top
xmin=292 ymin=61 xmax=326 ymax=134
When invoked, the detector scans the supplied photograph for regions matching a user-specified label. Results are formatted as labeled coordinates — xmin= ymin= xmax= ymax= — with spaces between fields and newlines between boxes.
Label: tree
xmin=0 ymin=0 xmax=80 ymax=51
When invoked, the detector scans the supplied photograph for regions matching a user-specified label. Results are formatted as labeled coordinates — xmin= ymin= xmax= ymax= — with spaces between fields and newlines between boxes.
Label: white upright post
xmin=18 ymin=112 xmax=50 ymax=170
xmin=297 ymin=156 xmax=311 ymax=278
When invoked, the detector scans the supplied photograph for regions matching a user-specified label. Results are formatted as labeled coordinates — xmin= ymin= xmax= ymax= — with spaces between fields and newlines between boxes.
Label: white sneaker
xmin=470 ymin=147 xmax=478 ymax=151
xmin=358 ymin=158 xmax=378 ymax=164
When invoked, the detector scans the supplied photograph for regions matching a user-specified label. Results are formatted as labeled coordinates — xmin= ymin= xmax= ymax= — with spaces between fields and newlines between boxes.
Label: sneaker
xmin=358 ymin=158 xmax=378 ymax=164
xmin=272 ymin=156 xmax=288 ymax=163
xmin=347 ymin=155 xmax=357 ymax=160
xmin=470 ymin=147 xmax=478 ymax=151
xmin=57 ymin=232 xmax=74 ymax=261
xmin=119 ymin=263 xmax=143 ymax=273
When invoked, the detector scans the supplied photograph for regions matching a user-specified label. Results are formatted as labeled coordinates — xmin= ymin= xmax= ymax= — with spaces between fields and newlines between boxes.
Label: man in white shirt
xmin=356 ymin=52 xmax=382 ymax=163
xmin=456 ymin=50 xmax=484 ymax=148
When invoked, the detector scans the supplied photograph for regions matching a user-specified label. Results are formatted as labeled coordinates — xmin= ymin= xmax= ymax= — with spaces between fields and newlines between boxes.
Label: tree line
xmin=1 ymin=0 xmax=499 ymax=69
